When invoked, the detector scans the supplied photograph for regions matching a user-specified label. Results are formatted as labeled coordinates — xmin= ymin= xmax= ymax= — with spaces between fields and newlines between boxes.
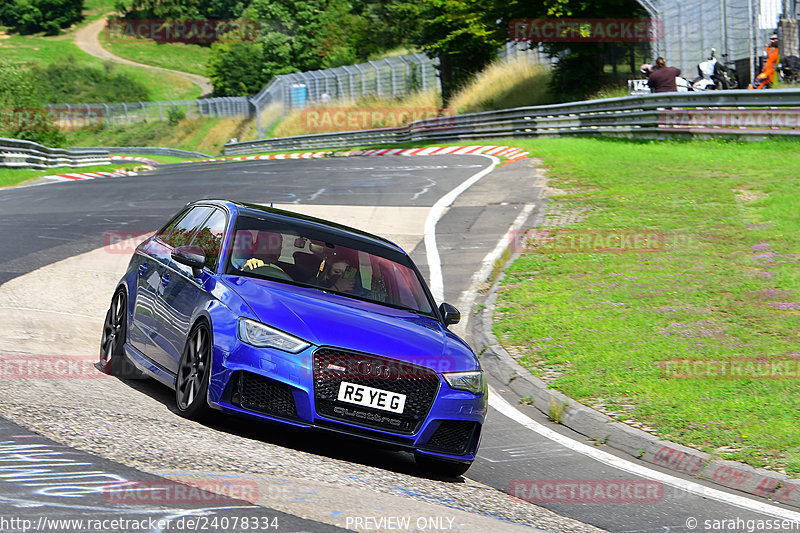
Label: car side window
xmin=162 ymin=206 xmax=213 ymax=248
xmin=155 ymin=208 xmax=190 ymax=242
xmin=190 ymin=209 xmax=227 ymax=270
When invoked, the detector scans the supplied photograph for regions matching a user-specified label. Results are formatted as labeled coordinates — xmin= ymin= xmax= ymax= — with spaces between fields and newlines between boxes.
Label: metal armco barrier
xmin=0 ymin=138 xmax=109 ymax=169
xmin=70 ymin=146 xmax=212 ymax=158
xmin=224 ymin=89 xmax=800 ymax=155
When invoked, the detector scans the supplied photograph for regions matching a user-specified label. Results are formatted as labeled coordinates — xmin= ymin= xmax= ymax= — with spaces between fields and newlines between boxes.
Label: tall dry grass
xmin=448 ymin=57 xmax=552 ymax=114
xmin=272 ymin=89 xmax=443 ymax=137
xmin=267 ymin=57 xmax=553 ymax=138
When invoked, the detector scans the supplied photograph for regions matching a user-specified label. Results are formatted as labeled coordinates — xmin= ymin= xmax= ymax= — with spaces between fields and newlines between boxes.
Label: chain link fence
xmin=46 ymin=97 xmax=252 ymax=127
xmin=43 ymin=48 xmax=546 ymax=138
xmin=43 ymin=53 xmax=443 ymax=137
xmin=644 ymin=0 xmax=792 ymax=85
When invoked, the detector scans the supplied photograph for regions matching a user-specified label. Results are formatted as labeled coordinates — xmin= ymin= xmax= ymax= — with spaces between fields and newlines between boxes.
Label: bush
xmin=29 ymin=56 xmax=151 ymax=103
xmin=0 ymin=60 xmax=65 ymax=145
xmin=208 ymin=42 xmax=271 ymax=97
xmin=167 ymin=106 xmax=186 ymax=125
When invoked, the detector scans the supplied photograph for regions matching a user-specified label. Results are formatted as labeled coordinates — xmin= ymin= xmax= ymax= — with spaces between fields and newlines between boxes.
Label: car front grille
xmin=231 ymin=371 xmax=298 ymax=420
xmin=313 ymin=348 xmax=440 ymax=434
xmin=421 ymin=420 xmax=479 ymax=456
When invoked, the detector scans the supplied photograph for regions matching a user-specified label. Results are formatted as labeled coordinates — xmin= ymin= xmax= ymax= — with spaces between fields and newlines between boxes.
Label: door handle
xmin=161 ymin=274 xmax=170 ymax=287
xmin=138 ymin=264 xmax=148 ymax=277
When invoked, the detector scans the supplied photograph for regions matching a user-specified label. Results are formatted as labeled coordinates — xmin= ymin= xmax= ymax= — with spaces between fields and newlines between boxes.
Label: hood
xmin=223 ymin=275 xmax=478 ymax=372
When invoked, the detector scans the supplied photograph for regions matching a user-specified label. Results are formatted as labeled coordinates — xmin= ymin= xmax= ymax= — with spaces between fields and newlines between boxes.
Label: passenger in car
xmin=316 ymin=254 xmax=361 ymax=294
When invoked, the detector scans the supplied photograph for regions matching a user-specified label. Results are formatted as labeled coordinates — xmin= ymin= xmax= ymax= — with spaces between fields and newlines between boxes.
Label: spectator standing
xmin=648 ymin=57 xmax=681 ymax=93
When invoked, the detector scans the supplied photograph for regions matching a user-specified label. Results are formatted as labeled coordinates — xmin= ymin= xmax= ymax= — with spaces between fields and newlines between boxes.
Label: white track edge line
xmin=489 ymin=388 xmax=800 ymax=521
xmin=424 ymin=155 xmax=500 ymax=302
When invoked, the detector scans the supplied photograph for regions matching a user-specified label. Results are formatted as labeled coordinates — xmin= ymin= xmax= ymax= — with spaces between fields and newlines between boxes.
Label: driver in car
xmin=233 ymin=231 xmax=291 ymax=280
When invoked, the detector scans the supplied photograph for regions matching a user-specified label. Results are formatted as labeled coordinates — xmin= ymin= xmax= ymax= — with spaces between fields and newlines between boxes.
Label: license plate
xmin=337 ymin=381 xmax=406 ymax=414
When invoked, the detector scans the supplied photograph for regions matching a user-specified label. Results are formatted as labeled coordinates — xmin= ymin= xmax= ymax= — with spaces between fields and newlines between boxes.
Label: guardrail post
xmin=354 ymin=64 xmax=366 ymax=97
xmin=369 ymin=61 xmax=381 ymax=98
xmin=388 ymin=59 xmax=397 ymax=97
xmin=398 ymin=56 xmax=410 ymax=96
xmin=252 ymin=98 xmax=262 ymax=139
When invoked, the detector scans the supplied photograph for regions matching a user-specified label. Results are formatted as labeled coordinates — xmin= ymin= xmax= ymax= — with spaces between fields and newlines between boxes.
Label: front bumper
xmin=207 ymin=342 xmax=487 ymax=461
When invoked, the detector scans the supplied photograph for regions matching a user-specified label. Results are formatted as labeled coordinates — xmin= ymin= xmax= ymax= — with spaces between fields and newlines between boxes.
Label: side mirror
xmin=172 ymin=245 xmax=206 ymax=277
xmin=439 ymin=302 xmax=461 ymax=326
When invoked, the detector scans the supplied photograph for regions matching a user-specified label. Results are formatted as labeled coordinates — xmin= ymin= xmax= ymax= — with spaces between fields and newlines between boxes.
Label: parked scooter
xmin=692 ymin=48 xmax=738 ymax=90
xmin=780 ymin=56 xmax=800 ymax=85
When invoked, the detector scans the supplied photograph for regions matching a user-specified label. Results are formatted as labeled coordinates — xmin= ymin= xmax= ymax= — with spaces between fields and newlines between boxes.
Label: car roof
xmin=191 ymin=199 xmax=406 ymax=254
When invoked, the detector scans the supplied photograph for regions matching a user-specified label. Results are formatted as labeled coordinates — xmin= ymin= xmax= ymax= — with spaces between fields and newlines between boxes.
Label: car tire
xmin=99 ymin=288 xmax=144 ymax=378
xmin=414 ymin=454 xmax=472 ymax=478
xmin=175 ymin=321 xmax=213 ymax=420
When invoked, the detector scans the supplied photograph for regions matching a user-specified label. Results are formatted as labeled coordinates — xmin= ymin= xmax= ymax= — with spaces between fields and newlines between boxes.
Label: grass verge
xmin=60 ymin=115 xmax=255 ymax=155
xmin=97 ymin=30 xmax=212 ymax=77
xmin=492 ymin=137 xmax=800 ymax=476
xmin=0 ymin=162 xmax=144 ymax=188
xmin=0 ymin=27 xmax=200 ymax=101
xmin=271 ymin=89 xmax=443 ymax=138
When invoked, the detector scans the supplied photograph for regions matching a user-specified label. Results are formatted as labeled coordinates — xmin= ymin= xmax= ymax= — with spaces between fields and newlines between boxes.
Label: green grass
xmin=0 ymin=28 xmax=201 ymax=101
xmin=60 ymin=114 xmax=255 ymax=155
xmin=492 ymin=137 xmax=800 ymax=476
xmin=81 ymin=0 xmax=119 ymax=23
xmin=0 ymin=162 xmax=144 ymax=188
xmin=97 ymin=30 xmax=213 ymax=77
xmin=0 ymin=153 xmax=202 ymax=188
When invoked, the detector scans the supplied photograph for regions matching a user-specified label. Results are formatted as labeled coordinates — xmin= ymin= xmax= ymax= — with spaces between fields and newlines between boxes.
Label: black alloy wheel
xmin=176 ymin=322 xmax=212 ymax=420
xmin=99 ymin=289 xmax=142 ymax=378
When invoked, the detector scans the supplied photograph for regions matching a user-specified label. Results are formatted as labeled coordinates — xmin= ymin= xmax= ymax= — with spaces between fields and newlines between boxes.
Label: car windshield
xmin=225 ymin=215 xmax=434 ymax=316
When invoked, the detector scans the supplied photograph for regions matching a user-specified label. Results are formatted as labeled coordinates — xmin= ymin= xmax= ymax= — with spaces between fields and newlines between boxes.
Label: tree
xmin=207 ymin=42 xmax=269 ymax=96
xmin=0 ymin=0 xmax=84 ymax=35
xmin=390 ymin=0 xmax=506 ymax=104
xmin=504 ymin=0 xmax=646 ymax=101
xmin=114 ymin=0 xmax=248 ymax=21
xmin=207 ymin=0 xmax=403 ymax=96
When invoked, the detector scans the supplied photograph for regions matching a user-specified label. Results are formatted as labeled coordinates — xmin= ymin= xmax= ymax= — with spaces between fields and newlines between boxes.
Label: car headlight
xmin=237 ymin=318 xmax=310 ymax=353
xmin=442 ymin=371 xmax=485 ymax=395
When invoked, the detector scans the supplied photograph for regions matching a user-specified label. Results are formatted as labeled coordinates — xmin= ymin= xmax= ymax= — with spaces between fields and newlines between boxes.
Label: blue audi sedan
xmin=100 ymin=200 xmax=487 ymax=476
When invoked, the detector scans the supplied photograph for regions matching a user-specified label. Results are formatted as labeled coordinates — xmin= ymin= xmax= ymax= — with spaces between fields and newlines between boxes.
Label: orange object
xmin=749 ymin=45 xmax=780 ymax=89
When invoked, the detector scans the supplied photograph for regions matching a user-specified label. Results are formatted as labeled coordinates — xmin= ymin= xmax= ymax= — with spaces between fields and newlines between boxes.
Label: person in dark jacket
xmin=647 ymin=57 xmax=681 ymax=93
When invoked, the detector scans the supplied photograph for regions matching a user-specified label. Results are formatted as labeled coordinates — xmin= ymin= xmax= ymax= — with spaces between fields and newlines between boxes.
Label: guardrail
xmin=70 ymin=146 xmax=212 ymax=158
xmin=224 ymin=89 xmax=800 ymax=155
xmin=1 ymin=137 xmax=110 ymax=169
